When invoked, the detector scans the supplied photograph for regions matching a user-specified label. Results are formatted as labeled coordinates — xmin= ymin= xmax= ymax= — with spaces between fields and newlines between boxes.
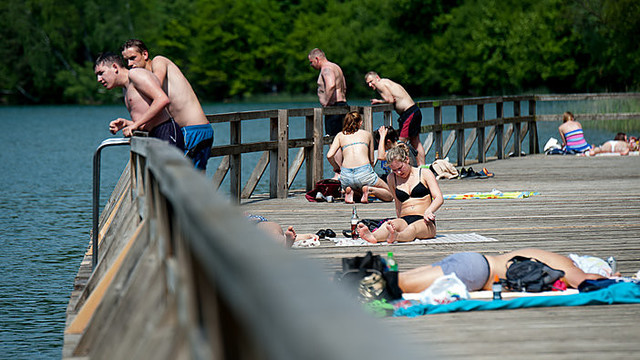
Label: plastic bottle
xmin=607 ymin=256 xmax=617 ymax=274
xmin=350 ymin=206 xmax=359 ymax=239
xmin=387 ymin=252 xmax=398 ymax=271
xmin=492 ymin=275 xmax=502 ymax=300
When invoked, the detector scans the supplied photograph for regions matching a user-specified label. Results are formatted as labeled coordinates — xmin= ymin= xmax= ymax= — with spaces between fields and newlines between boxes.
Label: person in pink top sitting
xmin=558 ymin=111 xmax=592 ymax=153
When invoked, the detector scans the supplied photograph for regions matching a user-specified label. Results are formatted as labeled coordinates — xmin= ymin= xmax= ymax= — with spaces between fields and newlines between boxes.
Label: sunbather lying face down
xmin=589 ymin=133 xmax=632 ymax=156
xmin=398 ymin=248 xmax=612 ymax=293
xmin=357 ymin=144 xmax=444 ymax=243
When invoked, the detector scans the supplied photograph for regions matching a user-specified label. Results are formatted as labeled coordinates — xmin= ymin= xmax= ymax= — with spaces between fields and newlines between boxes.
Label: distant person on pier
xmin=308 ymin=48 xmax=348 ymax=178
xmin=94 ymin=52 xmax=185 ymax=150
xmin=121 ymin=39 xmax=213 ymax=171
xmin=308 ymin=48 xmax=348 ymax=136
xmin=589 ymin=132 xmax=632 ymax=156
xmin=558 ymin=111 xmax=591 ymax=154
xmin=365 ymin=72 xmax=425 ymax=165
xmin=327 ymin=112 xmax=392 ymax=203
xmin=357 ymin=144 xmax=443 ymax=243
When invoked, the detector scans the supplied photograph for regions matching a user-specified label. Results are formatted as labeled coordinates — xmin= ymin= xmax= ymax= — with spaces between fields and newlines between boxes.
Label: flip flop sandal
xmin=316 ymin=229 xmax=326 ymax=239
xmin=325 ymin=229 xmax=336 ymax=238
xmin=342 ymin=230 xmax=352 ymax=238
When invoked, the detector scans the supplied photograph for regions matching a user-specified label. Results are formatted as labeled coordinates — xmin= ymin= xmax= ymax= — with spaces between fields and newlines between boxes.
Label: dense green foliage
xmin=1 ymin=0 xmax=639 ymax=104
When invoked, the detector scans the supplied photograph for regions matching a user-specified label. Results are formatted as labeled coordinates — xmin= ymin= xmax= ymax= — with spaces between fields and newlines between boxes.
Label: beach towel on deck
xmin=443 ymin=189 xmax=539 ymax=200
xmin=329 ymin=233 xmax=497 ymax=246
xmin=393 ymin=282 xmax=640 ymax=317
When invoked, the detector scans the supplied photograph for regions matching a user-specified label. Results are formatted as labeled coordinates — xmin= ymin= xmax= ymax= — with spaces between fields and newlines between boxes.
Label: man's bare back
xmin=317 ymin=61 xmax=347 ymax=107
xmin=148 ymin=56 xmax=208 ymax=127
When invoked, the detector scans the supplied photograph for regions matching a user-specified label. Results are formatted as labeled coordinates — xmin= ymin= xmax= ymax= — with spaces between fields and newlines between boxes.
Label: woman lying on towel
xmin=327 ymin=111 xmax=393 ymax=203
xmin=399 ymin=248 xmax=616 ymax=293
xmin=357 ymin=144 xmax=444 ymax=243
xmin=588 ymin=132 xmax=632 ymax=156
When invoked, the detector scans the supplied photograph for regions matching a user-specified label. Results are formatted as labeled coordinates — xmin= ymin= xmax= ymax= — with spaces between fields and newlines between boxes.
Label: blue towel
xmin=394 ymin=282 xmax=640 ymax=317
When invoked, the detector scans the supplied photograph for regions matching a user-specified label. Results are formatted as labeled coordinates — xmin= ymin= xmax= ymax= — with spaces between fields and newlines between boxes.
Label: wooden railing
xmin=64 ymin=137 xmax=426 ymax=359
xmin=207 ymin=93 xmax=640 ymax=202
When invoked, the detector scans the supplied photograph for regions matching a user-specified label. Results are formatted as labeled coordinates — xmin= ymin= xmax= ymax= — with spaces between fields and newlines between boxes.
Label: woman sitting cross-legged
xmin=357 ymin=144 xmax=443 ymax=243
xmin=327 ymin=111 xmax=393 ymax=203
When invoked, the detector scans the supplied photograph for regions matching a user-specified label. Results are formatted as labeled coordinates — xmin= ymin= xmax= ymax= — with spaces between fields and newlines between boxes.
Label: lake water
xmin=0 ymin=100 xmax=631 ymax=359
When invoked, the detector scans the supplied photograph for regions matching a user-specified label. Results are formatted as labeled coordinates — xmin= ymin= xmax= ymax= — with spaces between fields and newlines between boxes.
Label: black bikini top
xmin=394 ymin=169 xmax=431 ymax=202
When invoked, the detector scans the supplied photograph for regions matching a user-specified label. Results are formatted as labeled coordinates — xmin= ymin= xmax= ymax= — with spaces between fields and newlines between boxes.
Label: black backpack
xmin=502 ymin=256 xmax=565 ymax=292
xmin=334 ymin=251 xmax=402 ymax=302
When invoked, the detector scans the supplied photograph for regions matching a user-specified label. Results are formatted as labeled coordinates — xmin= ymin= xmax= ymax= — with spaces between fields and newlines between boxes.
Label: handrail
xmin=120 ymin=137 xmax=426 ymax=359
xmin=92 ymin=137 xmax=130 ymax=269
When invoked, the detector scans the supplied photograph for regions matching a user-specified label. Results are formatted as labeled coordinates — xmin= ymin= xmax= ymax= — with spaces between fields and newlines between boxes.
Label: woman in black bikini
xmin=357 ymin=144 xmax=443 ymax=243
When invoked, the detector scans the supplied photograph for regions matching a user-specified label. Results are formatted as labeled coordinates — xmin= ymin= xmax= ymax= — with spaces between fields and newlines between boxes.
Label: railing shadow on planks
xmin=207 ymin=93 xmax=640 ymax=202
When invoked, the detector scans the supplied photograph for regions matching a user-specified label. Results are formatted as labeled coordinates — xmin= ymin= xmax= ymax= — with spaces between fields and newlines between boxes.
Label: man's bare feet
xmin=386 ymin=222 xmax=397 ymax=244
xmin=357 ymin=223 xmax=377 ymax=243
xmin=360 ymin=186 xmax=369 ymax=204
xmin=345 ymin=186 xmax=354 ymax=204
xmin=284 ymin=226 xmax=297 ymax=248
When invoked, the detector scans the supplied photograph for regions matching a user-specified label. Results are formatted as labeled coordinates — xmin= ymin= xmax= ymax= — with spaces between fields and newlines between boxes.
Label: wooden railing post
xmin=230 ymin=120 xmax=241 ymax=202
xmin=277 ymin=110 xmax=289 ymax=198
xmin=456 ymin=105 xmax=464 ymax=166
xmin=434 ymin=105 xmax=443 ymax=158
xmin=477 ymin=104 xmax=486 ymax=163
xmin=529 ymin=99 xmax=538 ymax=154
xmin=496 ymin=101 xmax=505 ymax=159
xmin=384 ymin=110 xmax=393 ymax=127
xmin=513 ymin=101 xmax=521 ymax=157
xmin=312 ymin=108 xmax=323 ymax=185
xmin=305 ymin=114 xmax=314 ymax=191
xmin=269 ymin=116 xmax=278 ymax=198
xmin=363 ymin=106 xmax=373 ymax=132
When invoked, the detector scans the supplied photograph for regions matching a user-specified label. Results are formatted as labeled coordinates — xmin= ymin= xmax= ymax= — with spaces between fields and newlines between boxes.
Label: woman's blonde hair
xmin=342 ymin=111 xmax=361 ymax=135
xmin=386 ymin=143 xmax=410 ymax=163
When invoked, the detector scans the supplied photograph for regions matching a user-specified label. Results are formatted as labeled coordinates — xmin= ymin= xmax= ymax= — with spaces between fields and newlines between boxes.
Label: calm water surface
xmin=0 ymin=101 xmax=627 ymax=359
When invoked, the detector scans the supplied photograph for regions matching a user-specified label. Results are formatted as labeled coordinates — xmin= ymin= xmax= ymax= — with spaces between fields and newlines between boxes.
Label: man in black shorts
xmin=366 ymin=71 xmax=425 ymax=165
xmin=94 ymin=52 xmax=184 ymax=150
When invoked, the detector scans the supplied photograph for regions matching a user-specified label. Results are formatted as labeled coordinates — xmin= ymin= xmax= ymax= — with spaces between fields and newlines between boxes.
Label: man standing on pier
xmin=95 ymin=52 xmax=185 ymax=150
xmin=121 ymin=39 xmax=213 ymax=171
xmin=365 ymin=72 xmax=425 ymax=165
xmin=308 ymin=48 xmax=348 ymax=136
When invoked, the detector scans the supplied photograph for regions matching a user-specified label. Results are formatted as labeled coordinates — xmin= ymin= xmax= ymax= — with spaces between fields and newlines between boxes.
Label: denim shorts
xmin=340 ymin=164 xmax=379 ymax=191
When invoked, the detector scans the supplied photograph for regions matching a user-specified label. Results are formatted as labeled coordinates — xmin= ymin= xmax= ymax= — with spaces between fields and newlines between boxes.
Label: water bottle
xmin=350 ymin=206 xmax=359 ymax=239
xmin=387 ymin=252 xmax=398 ymax=271
xmin=492 ymin=275 xmax=502 ymax=300
xmin=607 ymin=256 xmax=617 ymax=275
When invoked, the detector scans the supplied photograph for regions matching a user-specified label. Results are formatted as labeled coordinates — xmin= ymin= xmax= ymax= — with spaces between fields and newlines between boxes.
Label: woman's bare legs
xmin=366 ymin=178 xmax=393 ymax=202
xmin=398 ymin=265 xmax=445 ymax=293
xmin=391 ymin=220 xmax=436 ymax=242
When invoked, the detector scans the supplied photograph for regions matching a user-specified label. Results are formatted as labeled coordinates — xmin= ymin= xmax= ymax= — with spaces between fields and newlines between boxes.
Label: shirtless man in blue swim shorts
xmin=365 ymin=71 xmax=425 ymax=165
xmin=95 ymin=52 xmax=185 ymax=150
xmin=399 ymin=248 xmax=609 ymax=293
xmin=121 ymin=39 xmax=214 ymax=171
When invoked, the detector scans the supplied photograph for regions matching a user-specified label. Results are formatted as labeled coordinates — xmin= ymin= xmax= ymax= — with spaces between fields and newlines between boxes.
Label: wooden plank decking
xmin=241 ymin=154 xmax=640 ymax=359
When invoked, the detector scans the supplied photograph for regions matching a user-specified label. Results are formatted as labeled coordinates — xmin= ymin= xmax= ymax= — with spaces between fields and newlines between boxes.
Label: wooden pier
xmin=242 ymin=153 xmax=640 ymax=359
xmin=64 ymin=94 xmax=640 ymax=359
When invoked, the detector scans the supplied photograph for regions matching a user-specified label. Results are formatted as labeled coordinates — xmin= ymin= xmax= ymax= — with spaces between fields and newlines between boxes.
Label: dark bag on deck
xmin=334 ymin=251 xmax=402 ymax=302
xmin=305 ymin=179 xmax=341 ymax=202
xmin=502 ymin=256 xmax=565 ymax=292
